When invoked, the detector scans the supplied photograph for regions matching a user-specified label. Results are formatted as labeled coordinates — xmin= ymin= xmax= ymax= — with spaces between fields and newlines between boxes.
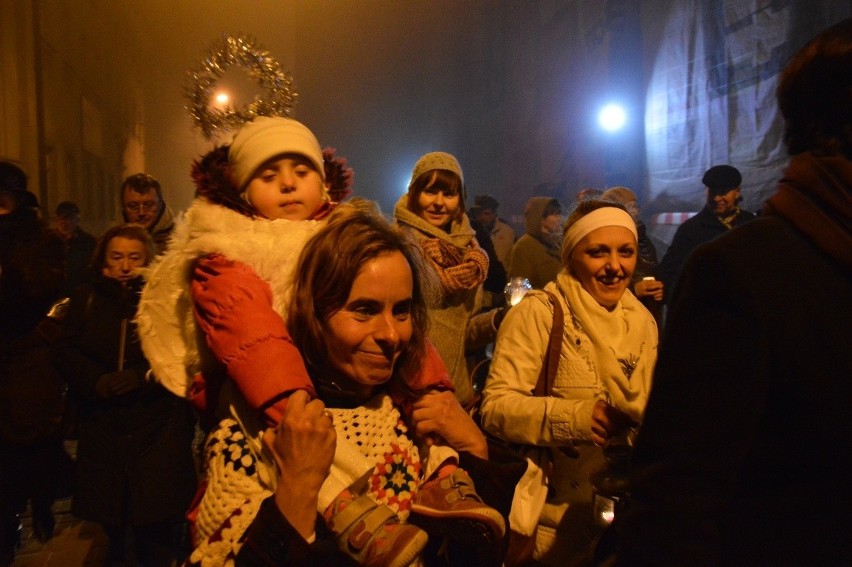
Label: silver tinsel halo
xmin=185 ymin=33 xmax=298 ymax=140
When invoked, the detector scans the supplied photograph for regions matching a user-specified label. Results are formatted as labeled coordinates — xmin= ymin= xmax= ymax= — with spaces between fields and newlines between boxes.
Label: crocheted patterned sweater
xmin=190 ymin=394 xmax=422 ymax=566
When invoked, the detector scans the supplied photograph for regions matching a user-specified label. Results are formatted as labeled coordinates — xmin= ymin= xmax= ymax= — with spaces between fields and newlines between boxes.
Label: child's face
xmin=245 ymin=154 xmax=324 ymax=221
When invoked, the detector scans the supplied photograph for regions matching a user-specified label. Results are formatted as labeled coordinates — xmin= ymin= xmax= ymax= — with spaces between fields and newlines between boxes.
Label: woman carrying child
xmin=137 ymin=119 xmax=509 ymax=567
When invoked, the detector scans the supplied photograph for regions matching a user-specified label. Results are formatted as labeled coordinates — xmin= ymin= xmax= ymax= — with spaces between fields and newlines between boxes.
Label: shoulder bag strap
xmin=533 ymin=290 xmax=564 ymax=397
xmin=535 ymin=290 xmax=579 ymax=459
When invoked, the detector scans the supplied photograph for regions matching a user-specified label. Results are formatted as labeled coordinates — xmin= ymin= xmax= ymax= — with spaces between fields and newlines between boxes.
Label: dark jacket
xmin=656 ymin=206 xmax=755 ymax=301
xmin=616 ymin=154 xmax=852 ymax=566
xmin=632 ymin=220 xmax=662 ymax=325
xmin=0 ymin=208 xmax=67 ymax=445
xmin=62 ymin=227 xmax=97 ymax=294
xmin=54 ymin=275 xmax=196 ymax=526
xmin=470 ymin=218 xmax=508 ymax=296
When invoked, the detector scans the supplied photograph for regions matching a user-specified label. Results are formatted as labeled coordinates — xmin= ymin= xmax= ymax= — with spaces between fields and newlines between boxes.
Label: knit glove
xmin=94 ymin=369 xmax=144 ymax=398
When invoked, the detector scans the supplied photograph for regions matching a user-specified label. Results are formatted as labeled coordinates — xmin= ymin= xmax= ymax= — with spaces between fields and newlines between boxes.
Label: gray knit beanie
xmin=409 ymin=152 xmax=464 ymax=192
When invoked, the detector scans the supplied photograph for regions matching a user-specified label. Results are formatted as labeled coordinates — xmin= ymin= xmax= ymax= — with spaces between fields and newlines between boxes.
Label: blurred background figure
xmin=54 ymin=225 xmax=196 ymax=567
xmin=119 ymin=173 xmax=175 ymax=254
xmin=656 ymin=164 xmax=756 ymax=302
xmin=468 ymin=207 xmax=509 ymax=309
xmin=601 ymin=187 xmax=663 ymax=326
xmin=614 ymin=17 xmax=852 ymax=567
xmin=0 ymin=162 xmax=68 ymax=566
xmin=508 ymin=197 xmax=563 ymax=290
xmin=53 ymin=201 xmax=97 ymax=295
xmin=472 ymin=194 xmax=516 ymax=275
xmin=577 ymin=188 xmax=603 ymax=202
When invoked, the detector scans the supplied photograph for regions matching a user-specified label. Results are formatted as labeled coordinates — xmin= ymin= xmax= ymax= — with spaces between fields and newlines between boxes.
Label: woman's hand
xmin=410 ymin=390 xmax=488 ymax=459
xmin=634 ymin=278 xmax=664 ymax=302
xmin=262 ymin=390 xmax=336 ymax=540
xmin=590 ymin=399 xmax=635 ymax=447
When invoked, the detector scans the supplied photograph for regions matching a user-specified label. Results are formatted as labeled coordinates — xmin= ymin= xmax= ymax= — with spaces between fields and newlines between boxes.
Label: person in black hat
xmin=53 ymin=201 xmax=97 ymax=294
xmin=0 ymin=161 xmax=68 ymax=563
xmin=656 ymin=164 xmax=756 ymax=303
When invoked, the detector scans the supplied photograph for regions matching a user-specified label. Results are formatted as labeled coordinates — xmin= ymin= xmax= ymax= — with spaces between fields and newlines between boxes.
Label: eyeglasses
xmin=124 ymin=201 xmax=159 ymax=213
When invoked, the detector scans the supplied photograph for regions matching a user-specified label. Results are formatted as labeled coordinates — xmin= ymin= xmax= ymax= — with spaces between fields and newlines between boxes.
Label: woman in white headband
xmin=480 ymin=199 xmax=658 ymax=565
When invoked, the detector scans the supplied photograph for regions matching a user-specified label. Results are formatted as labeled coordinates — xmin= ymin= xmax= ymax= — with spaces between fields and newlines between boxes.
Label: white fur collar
xmin=136 ymin=198 xmax=324 ymax=397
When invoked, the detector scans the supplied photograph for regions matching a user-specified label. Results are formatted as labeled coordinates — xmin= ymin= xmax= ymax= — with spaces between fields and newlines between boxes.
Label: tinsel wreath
xmin=185 ymin=33 xmax=298 ymax=140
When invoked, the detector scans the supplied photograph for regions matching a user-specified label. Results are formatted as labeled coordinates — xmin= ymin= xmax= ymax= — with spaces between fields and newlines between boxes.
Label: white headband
xmin=562 ymin=207 xmax=638 ymax=255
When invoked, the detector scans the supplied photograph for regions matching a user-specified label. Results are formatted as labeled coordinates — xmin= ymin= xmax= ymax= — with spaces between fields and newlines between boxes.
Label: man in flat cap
xmin=657 ymin=164 xmax=755 ymax=303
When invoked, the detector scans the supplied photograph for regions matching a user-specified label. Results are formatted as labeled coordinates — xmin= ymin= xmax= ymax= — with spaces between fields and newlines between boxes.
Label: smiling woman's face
xmin=567 ymin=226 xmax=637 ymax=309
xmin=325 ymin=251 xmax=414 ymax=396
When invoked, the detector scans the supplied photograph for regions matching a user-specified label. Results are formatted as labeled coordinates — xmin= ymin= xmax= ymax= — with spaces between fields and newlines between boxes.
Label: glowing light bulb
xmin=599 ymin=104 xmax=627 ymax=132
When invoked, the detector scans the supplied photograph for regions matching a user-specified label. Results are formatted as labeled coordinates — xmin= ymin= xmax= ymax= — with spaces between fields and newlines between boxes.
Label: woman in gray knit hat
xmin=394 ymin=152 xmax=505 ymax=408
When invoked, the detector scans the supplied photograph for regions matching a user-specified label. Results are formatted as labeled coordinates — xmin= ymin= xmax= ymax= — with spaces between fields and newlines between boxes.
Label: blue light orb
xmin=598 ymin=104 xmax=627 ymax=132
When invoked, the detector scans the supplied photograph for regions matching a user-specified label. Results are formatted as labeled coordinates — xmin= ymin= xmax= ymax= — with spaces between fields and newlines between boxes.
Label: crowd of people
xmin=0 ymin=17 xmax=849 ymax=567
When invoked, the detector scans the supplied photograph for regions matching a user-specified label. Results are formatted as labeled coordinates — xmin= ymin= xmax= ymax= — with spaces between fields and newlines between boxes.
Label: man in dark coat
xmin=614 ymin=18 xmax=852 ymax=566
xmin=656 ymin=164 xmax=756 ymax=302
xmin=53 ymin=201 xmax=97 ymax=294
xmin=0 ymin=162 xmax=68 ymax=563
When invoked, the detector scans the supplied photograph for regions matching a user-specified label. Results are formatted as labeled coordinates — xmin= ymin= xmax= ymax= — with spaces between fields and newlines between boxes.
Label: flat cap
xmin=702 ymin=165 xmax=742 ymax=191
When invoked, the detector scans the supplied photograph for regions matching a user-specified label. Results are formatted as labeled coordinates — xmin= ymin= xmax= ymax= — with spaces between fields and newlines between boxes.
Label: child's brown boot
xmin=410 ymin=469 xmax=505 ymax=549
xmin=325 ymin=491 xmax=428 ymax=567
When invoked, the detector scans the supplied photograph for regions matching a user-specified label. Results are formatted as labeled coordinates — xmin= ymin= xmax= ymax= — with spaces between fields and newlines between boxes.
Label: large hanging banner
xmin=643 ymin=0 xmax=850 ymax=212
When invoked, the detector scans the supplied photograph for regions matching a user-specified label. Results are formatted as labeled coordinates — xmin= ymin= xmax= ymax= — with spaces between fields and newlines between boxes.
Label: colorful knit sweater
xmin=189 ymin=393 xmax=422 ymax=566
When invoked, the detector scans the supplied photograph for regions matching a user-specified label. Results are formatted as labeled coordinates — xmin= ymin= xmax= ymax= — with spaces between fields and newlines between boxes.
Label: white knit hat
xmin=229 ymin=117 xmax=325 ymax=189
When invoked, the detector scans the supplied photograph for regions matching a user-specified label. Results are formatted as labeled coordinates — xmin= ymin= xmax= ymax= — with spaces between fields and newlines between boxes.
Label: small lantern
xmin=590 ymin=427 xmax=635 ymax=527
xmin=504 ymin=277 xmax=532 ymax=306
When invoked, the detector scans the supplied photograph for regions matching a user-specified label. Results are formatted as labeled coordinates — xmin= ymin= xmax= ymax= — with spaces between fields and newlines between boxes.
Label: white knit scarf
xmin=555 ymin=272 xmax=656 ymax=423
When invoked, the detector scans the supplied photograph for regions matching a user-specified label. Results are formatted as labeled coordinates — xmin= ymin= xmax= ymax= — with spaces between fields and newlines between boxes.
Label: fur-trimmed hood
xmin=190 ymin=145 xmax=255 ymax=218
xmin=135 ymin=197 xmax=325 ymax=397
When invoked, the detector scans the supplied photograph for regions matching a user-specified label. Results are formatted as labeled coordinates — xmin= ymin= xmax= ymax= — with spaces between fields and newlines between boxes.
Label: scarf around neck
xmin=394 ymin=194 xmax=488 ymax=295
xmin=764 ymin=152 xmax=852 ymax=273
xmin=555 ymin=272 xmax=656 ymax=423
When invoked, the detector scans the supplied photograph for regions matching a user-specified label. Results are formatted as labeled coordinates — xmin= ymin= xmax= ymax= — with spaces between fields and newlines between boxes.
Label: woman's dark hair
xmin=560 ymin=199 xmax=630 ymax=266
xmin=90 ymin=224 xmax=156 ymax=275
xmin=288 ymin=202 xmax=434 ymax=392
xmin=777 ymin=17 xmax=852 ymax=158
xmin=406 ymin=169 xmax=467 ymax=227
